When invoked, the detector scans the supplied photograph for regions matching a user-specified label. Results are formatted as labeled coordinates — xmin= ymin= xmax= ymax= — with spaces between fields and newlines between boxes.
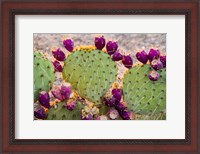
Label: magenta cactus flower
xmin=148 ymin=70 xmax=160 ymax=81
xmin=148 ymin=48 xmax=160 ymax=61
xmin=38 ymin=91 xmax=50 ymax=109
xmin=136 ymin=50 xmax=148 ymax=64
xmin=106 ymin=40 xmax=118 ymax=55
xmin=52 ymin=48 xmax=66 ymax=61
xmin=160 ymin=55 xmax=166 ymax=68
xmin=95 ymin=35 xmax=106 ymax=50
xmin=60 ymin=83 xmax=72 ymax=100
xmin=122 ymin=55 xmax=133 ymax=68
xmin=53 ymin=60 xmax=63 ymax=72
xmin=63 ymin=38 xmax=74 ymax=52
xmin=151 ymin=59 xmax=163 ymax=70
xmin=108 ymin=109 xmax=119 ymax=120
xmin=112 ymin=50 xmax=123 ymax=61
xmin=34 ymin=108 xmax=47 ymax=119
xmin=66 ymin=99 xmax=76 ymax=111
xmin=112 ymin=89 xmax=123 ymax=101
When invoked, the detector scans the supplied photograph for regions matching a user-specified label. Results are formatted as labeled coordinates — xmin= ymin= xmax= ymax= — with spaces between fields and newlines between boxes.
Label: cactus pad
xmin=123 ymin=64 xmax=166 ymax=119
xmin=47 ymin=101 xmax=83 ymax=120
xmin=34 ymin=52 xmax=55 ymax=101
xmin=62 ymin=50 xmax=118 ymax=105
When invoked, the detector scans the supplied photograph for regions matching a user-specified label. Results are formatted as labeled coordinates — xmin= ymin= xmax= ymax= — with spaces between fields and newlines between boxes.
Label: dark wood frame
xmin=1 ymin=0 xmax=199 ymax=153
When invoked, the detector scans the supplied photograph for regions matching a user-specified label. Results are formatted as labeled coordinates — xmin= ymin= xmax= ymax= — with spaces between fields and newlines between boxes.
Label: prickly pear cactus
xmin=47 ymin=101 xmax=83 ymax=120
xmin=123 ymin=64 xmax=166 ymax=119
xmin=34 ymin=52 xmax=55 ymax=101
xmin=62 ymin=49 xmax=118 ymax=105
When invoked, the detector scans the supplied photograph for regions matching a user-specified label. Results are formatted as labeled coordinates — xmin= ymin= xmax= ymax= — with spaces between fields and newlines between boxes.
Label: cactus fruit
xmin=52 ymin=48 xmax=66 ymax=61
xmin=60 ymin=83 xmax=72 ymax=100
xmin=47 ymin=101 xmax=83 ymax=120
xmin=151 ymin=59 xmax=163 ymax=70
xmin=148 ymin=70 xmax=160 ymax=81
xmin=103 ymin=91 xmax=116 ymax=107
xmin=95 ymin=35 xmax=106 ymax=50
xmin=51 ymin=83 xmax=72 ymax=101
xmin=66 ymin=99 xmax=76 ymax=111
xmin=34 ymin=52 xmax=55 ymax=102
xmin=112 ymin=50 xmax=123 ymax=61
xmin=63 ymin=38 xmax=74 ymax=52
xmin=123 ymin=64 xmax=166 ymax=119
xmin=81 ymin=114 xmax=93 ymax=120
xmin=81 ymin=105 xmax=99 ymax=120
xmin=122 ymin=55 xmax=133 ymax=68
xmin=106 ymin=40 xmax=118 ymax=55
xmin=112 ymin=89 xmax=123 ymax=101
xmin=115 ymin=101 xmax=127 ymax=112
xmin=38 ymin=91 xmax=50 ymax=109
xmin=148 ymin=48 xmax=160 ymax=61
xmin=160 ymin=55 xmax=166 ymax=68
xmin=120 ymin=109 xmax=134 ymax=120
xmin=62 ymin=49 xmax=118 ymax=105
xmin=53 ymin=60 xmax=63 ymax=72
xmin=136 ymin=50 xmax=148 ymax=64
xmin=34 ymin=108 xmax=47 ymax=119
xmin=108 ymin=108 xmax=119 ymax=120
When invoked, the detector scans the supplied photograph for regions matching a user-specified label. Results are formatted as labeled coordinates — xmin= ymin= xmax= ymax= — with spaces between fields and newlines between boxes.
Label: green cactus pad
xmin=47 ymin=101 xmax=83 ymax=120
xmin=62 ymin=50 xmax=118 ymax=105
xmin=34 ymin=52 xmax=55 ymax=101
xmin=123 ymin=64 xmax=166 ymax=119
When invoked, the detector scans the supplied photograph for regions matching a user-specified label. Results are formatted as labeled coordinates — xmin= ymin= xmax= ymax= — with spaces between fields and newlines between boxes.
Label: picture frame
xmin=1 ymin=0 xmax=199 ymax=153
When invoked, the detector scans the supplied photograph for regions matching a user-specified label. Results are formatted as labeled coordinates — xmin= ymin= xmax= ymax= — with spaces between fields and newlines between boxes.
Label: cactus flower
xmin=34 ymin=108 xmax=47 ymax=119
xmin=120 ymin=109 xmax=134 ymax=120
xmin=106 ymin=40 xmax=118 ymax=55
xmin=66 ymin=99 xmax=76 ymax=111
xmin=38 ymin=91 xmax=50 ymax=109
xmin=148 ymin=70 xmax=160 ymax=81
xmin=112 ymin=50 xmax=123 ymax=61
xmin=148 ymin=48 xmax=160 ymax=61
xmin=95 ymin=35 xmax=106 ymax=50
xmin=112 ymin=89 xmax=123 ymax=101
xmin=136 ymin=50 xmax=148 ymax=64
xmin=160 ymin=55 xmax=166 ymax=68
xmin=52 ymin=48 xmax=66 ymax=61
xmin=60 ymin=83 xmax=72 ymax=100
xmin=96 ymin=115 xmax=108 ymax=120
xmin=53 ymin=60 xmax=63 ymax=72
xmin=151 ymin=59 xmax=163 ymax=70
xmin=108 ymin=109 xmax=119 ymax=120
xmin=122 ymin=55 xmax=133 ymax=68
xmin=63 ymin=38 xmax=74 ymax=52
